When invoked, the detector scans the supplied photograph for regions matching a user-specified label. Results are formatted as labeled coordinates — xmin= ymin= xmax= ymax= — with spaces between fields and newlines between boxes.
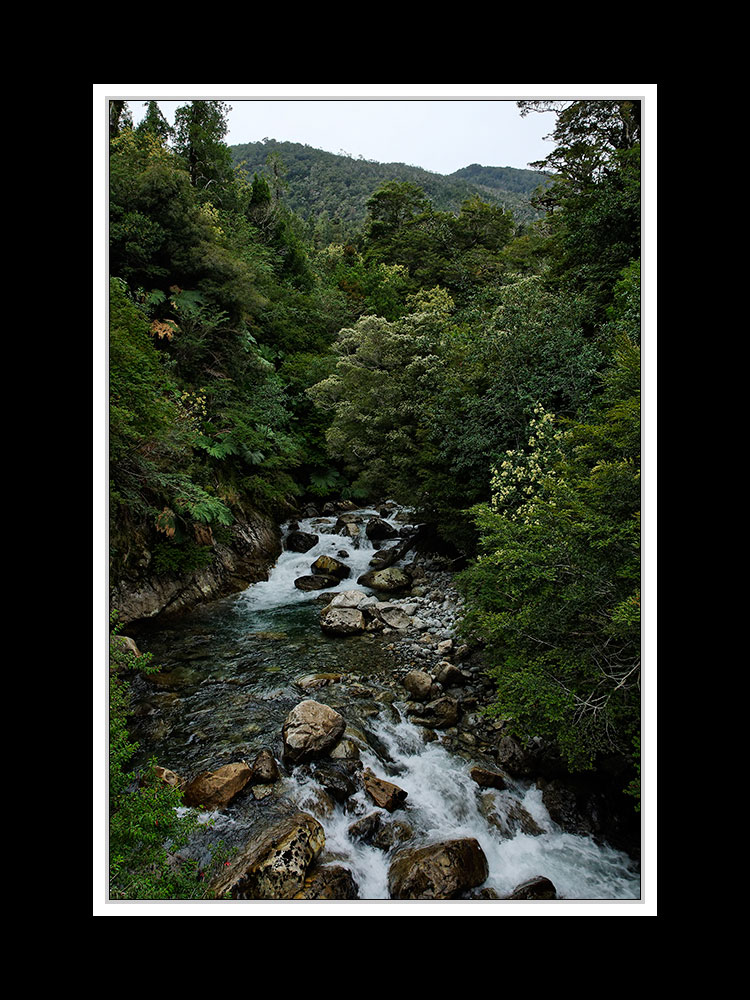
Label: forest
xmin=107 ymin=98 xmax=642 ymax=900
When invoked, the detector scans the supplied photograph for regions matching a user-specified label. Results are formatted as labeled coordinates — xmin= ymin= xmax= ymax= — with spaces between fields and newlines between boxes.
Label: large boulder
xmin=182 ymin=761 xmax=253 ymax=809
xmin=284 ymin=530 xmax=319 ymax=553
xmin=211 ymin=812 xmax=326 ymax=899
xmin=320 ymin=605 xmax=367 ymax=636
xmin=282 ymin=700 xmax=347 ymax=764
xmin=366 ymin=516 xmax=399 ymax=541
xmin=310 ymin=555 xmax=351 ymax=580
xmin=388 ymin=838 xmax=489 ymax=899
xmin=357 ymin=567 xmax=411 ymax=592
xmin=328 ymin=589 xmax=369 ymax=608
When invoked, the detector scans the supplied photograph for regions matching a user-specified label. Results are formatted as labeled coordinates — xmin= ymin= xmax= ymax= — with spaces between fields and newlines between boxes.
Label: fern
xmin=194 ymin=434 xmax=239 ymax=459
xmin=154 ymin=473 xmax=233 ymax=526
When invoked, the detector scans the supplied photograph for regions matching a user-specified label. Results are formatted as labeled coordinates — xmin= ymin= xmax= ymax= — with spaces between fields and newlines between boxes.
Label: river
xmin=126 ymin=504 xmax=642 ymax=906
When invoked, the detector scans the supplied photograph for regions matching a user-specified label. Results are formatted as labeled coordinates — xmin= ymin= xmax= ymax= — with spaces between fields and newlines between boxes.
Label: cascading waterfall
xmin=289 ymin=712 xmax=639 ymax=900
xmin=127 ymin=504 xmax=641 ymax=902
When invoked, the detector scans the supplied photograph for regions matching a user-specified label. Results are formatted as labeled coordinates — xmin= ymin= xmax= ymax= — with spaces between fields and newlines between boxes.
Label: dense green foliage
xmin=108 ymin=98 xmax=643 ymax=889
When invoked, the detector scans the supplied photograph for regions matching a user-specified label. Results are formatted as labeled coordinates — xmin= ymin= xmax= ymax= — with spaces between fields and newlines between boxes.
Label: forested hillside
xmin=108 ymin=98 xmax=642 ymax=881
xmin=230 ymin=139 xmax=550 ymax=243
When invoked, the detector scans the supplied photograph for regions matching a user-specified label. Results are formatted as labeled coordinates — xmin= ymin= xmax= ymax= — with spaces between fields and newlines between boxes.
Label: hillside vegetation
xmin=230 ymin=139 xmax=550 ymax=243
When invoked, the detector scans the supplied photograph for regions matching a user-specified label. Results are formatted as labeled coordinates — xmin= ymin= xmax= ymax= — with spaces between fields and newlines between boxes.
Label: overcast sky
xmin=99 ymin=85 xmax=654 ymax=177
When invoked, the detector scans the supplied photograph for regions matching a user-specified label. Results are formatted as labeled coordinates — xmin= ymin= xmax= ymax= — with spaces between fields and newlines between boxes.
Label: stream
xmin=126 ymin=504 xmax=641 ymax=904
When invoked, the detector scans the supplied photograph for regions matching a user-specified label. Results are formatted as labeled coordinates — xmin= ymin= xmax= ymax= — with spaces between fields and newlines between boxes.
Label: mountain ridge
xmin=230 ymin=139 xmax=550 ymax=238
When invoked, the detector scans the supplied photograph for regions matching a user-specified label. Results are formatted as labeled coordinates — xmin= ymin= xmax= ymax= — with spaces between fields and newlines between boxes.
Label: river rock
xmin=284 ymin=530 xmax=319 ymax=553
xmin=335 ymin=514 xmax=362 ymax=538
xmin=434 ymin=661 xmax=465 ymax=688
xmin=387 ymin=838 xmax=489 ymax=899
xmin=295 ymin=671 xmax=344 ymax=691
xmin=366 ymin=516 xmax=399 ymax=541
xmin=153 ymin=764 xmax=181 ymax=787
xmin=309 ymin=760 xmax=362 ymax=803
xmin=348 ymin=811 xmax=414 ymax=851
xmin=249 ymin=749 xmax=280 ymax=785
xmin=363 ymin=768 xmax=408 ymax=811
xmin=408 ymin=696 xmax=460 ymax=729
xmin=357 ymin=567 xmax=411 ymax=592
xmin=376 ymin=604 xmax=413 ymax=630
xmin=294 ymin=574 xmax=340 ymax=591
xmin=470 ymin=766 xmax=509 ymax=791
xmin=403 ymin=669 xmax=434 ymax=701
xmin=505 ymin=875 xmax=558 ymax=900
xmin=282 ymin=700 xmax=347 ymax=764
xmin=329 ymin=738 xmax=361 ymax=760
xmin=328 ymin=589 xmax=368 ymax=608
xmin=293 ymin=864 xmax=360 ymax=900
xmin=320 ymin=605 xmax=367 ymax=635
xmin=211 ymin=811 xmax=325 ymax=899
xmin=479 ymin=794 xmax=545 ymax=838
xmin=112 ymin=634 xmax=142 ymax=658
xmin=310 ymin=554 xmax=351 ymax=579
xmin=182 ymin=761 xmax=253 ymax=809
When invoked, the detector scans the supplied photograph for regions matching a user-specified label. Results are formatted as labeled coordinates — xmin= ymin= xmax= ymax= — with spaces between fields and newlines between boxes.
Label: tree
xmin=517 ymin=100 xmax=641 ymax=318
xmin=109 ymin=100 xmax=132 ymax=139
xmin=307 ymin=304 xmax=452 ymax=502
xmin=173 ymin=100 xmax=233 ymax=200
xmin=136 ymin=100 xmax=173 ymax=144
xmin=364 ymin=180 xmax=431 ymax=243
xmin=518 ymin=99 xmax=641 ymax=189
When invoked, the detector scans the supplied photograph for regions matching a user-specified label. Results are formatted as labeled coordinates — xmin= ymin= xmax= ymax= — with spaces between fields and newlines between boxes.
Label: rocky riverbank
xmin=110 ymin=511 xmax=282 ymax=626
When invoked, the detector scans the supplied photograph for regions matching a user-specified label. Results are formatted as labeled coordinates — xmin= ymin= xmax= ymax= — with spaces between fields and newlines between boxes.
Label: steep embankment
xmin=110 ymin=512 xmax=282 ymax=625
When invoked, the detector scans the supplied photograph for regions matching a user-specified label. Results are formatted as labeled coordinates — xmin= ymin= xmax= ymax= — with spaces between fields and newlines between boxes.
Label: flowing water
xmin=126 ymin=505 xmax=641 ymax=902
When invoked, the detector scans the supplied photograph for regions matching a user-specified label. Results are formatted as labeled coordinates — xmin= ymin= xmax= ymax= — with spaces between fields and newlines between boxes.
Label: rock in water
xmin=294 ymin=574 xmax=339 ymax=591
xmin=293 ymin=864 xmax=360 ymax=900
xmin=211 ymin=812 xmax=326 ymax=899
xmin=363 ymin=768 xmax=408 ymax=811
xmin=407 ymin=696 xmax=460 ymax=729
xmin=328 ymin=589 xmax=369 ymax=608
xmin=284 ymin=530 xmax=319 ymax=553
xmin=469 ymin=765 xmax=509 ymax=791
xmin=365 ymin=516 xmax=399 ymax=540
xmin=249 ymin=749 xmax=280 ymax=785
xmin=181 ymin=762 xmax=253 ymax=809
xmin=388 ymin=838 xmax=489 ymax=899
xmin=310 ymin=555 xmax=351 ymax=580
xmin=506 ymin=875 xmax=558 ymax=900
xmin=282 ymin=699 xmax=347 ymax=764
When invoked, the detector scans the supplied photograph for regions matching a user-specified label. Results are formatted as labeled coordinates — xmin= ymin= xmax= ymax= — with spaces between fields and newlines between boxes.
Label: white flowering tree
xmin=458 ymin=336 xmax=641 ymax=804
